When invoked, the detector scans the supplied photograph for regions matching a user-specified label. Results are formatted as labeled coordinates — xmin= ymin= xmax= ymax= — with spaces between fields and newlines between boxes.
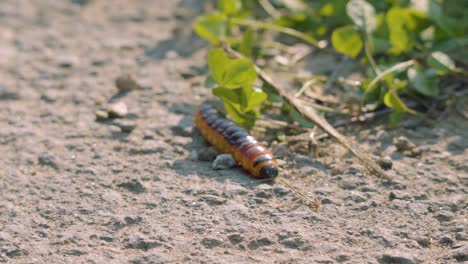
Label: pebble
xmin=117 ymin=179 xmax=146 ymax=194
xmin=415 ymin=237 xmax=431 ymax=248
xmin=40 ymin=91 xmax=58 ymax=103
xmin=452 ymin=244 xmax=468 ymax=262
xmin=434 ymin=211 xmax=453 ymax=222
xmin=0 ymin=85 xmax=19 ymax=100
xmin=247 ymin=237 xmax=273 ymax=250
xmin=112 ymin=119 xmax=136 ymax=133
xmin=393 ymin=136 xmax=422 ymax=157
xmin=171 ymin=117 xmax=193 ymax=137
xmin=281 ymin=237 xmax=306 ymax=249
xmin=57 ymin=55 xmax=79 ymax=68
xmin=273 ymin=142 xmax=289 ymax=159
xmin=65 ymin=249 xmax=85 ymax=256
xmin=95 ymin=110 xmax=109 ymax=121
xmin=198 ymin=147 xmax=217 ymax=161
xmin=255 ymin=184 xmax=273 ymax=199
xmin=394 ymin=136 xmax=416 ymax=151
xmin=188 ymin=150 xmax=198 ymax=161
xmin=37 ymin=154 xmax=59 ymax=170
xmin=124 ymin=233 xmax=162 ymax=250
xmin=199 ymin=195 xmax=226 ymax=205
xmin=212 ymin=154 xmax=236 ymax=170
xmin=273 ymin=186 xmax=289 ymax=197
xmin=115 ymin=74 xmax=143 ymax=93
xmin=438 ymin=236 xmax=453 ymax=246
xmin=201 ymin=237 xmax=223 ymax=248
xmin=377 ymin=250 xmax=416 ymax=264
xmin=107 ymin=102 xmax=128 ymax=118
xmin=377 ymin=156 xmax=393 ymax=170
xmin=227 ymin=234 xmax=243 ymax=245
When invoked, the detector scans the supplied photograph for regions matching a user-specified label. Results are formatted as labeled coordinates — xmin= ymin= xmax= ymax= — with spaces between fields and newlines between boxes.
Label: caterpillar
xmin=195 ymin=102 xmax=279 ymax=179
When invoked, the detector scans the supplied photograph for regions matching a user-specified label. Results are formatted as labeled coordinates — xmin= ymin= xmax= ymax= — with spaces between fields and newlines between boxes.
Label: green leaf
xmin=245 ymin=88 xmax=267 ymax=111
xmin=407 ymin=67 xmax=439 ymax=97
xmin=218 ymin=0 xmax=240 ymax=15
xmin=427 ymin=51 xmax=455 ymax=75
xmin=332 ymin=26 xmax=363 ymax=58
xmin=223 ymin=101 xmax=257 ymax=128
xmin=213 ymin=87 xmax=242 ymax=104
xmin=386 ymin=7 xmax=414 ymax=54
xmin=346 ymin=0 xmax=377 ymax=33
xmin=193 ymin=13 xmax=228 ymax=45
xmin=207 ymin=48 xmax=257 ymax=88
xmin=384 ymin=91 xmax=406 ymax=112
xmin=239 ymin=29 xmax=254 ymax=57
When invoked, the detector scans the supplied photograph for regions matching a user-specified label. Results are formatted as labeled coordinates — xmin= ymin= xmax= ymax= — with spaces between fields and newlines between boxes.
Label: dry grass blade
xmin=278 ymin=178 xmax=321 ymax=210
xmin=225 ymin=47 xmax=393 ymax=181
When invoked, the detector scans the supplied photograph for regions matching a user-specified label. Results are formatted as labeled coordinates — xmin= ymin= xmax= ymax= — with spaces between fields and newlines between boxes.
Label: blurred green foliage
xmin=194 ymin=0 xmax=467 ymax=127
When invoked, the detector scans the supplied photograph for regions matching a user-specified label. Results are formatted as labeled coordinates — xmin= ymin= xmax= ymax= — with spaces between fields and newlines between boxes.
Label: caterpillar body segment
xmin=195 ymin=103 xmax=279 ymax=179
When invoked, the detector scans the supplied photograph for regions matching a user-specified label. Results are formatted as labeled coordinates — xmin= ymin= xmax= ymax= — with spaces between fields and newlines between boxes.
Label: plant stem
xmin=364 ymin=59 xmax=416 ymax=98
xmin=259 ymin=0 xmax=281 ymax=18
xmin=230 ymin=18 xmax=322 ymax=48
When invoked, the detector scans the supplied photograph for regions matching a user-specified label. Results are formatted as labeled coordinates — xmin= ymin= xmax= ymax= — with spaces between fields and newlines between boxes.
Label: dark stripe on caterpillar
xmin=195 ymin=102 xmax=279 ymax=179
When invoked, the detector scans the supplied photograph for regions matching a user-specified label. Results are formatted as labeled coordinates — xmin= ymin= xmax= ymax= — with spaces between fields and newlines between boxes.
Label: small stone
xmin=415 ymin=237 xmax=431 ymax=248
xmin=247 ymin=238 xmax=273 ymax=250
xmin=108 ymin=125 xmax=122 ymax=134
xmin=294 ymin=154 xmax=314 ymax=167
xmin=255 ymin=184 xmax=273 ymax=199
xmin=115 ymin=74 xmax=143 ymax=93
xmin=404 ymin=148 xmax=422 ymax=157
xmin=95 ymin=110 xmax=109 ymax=121
xmin=434 ymin=211 xmax=453 ymax=222
xmin=107 ymin=102 xmax=128 ymax=118
xmin=188 ymin=151 xmax=198 ymax=161
xmin=273 ymin=142 xmax=289 ymax=159
xmin=452 ymin=244 xmax=468 ymax=262
xmin=38 ymin=154 xmax=59 ymax=170
xmin=112 ymin=119 xmax=136 ymax=133
xmin=389 ymin=191 xmax=412 ymax=201
xmin=281 ymin=238 xmax=306 ymax=249
xmin=438 ymin=236 xmax=453 ymax=246
xmin=117 ymin=179 xmax=146 ymax=194
xmin=201 ymin=237 xmax=223 ymax=248
xmin=345 ymin=193 xmax=367 ymax=203
xmin=273 ymin=187 xmax=289 ymax=197
xmin=124 ymin=215 xmax=143 ymax=226
xmin=124 ymin=233 xmax=162 ymax=250
xmin=228 ymin=234 xmax=243 ymax=245
xmin=0 ymin=85 xmax=19 ymax=100
xmin=128 ymin=140 xmax=166 ymax=155
xmin=171 ymin=117 xmax=193 ymax=137
xmin=394 ymin=136 xmax=415 ymax=151
xmin=377 ymin=156 xmax=393 ymax=170
xmin=65 ymin=249 xmax=85 ymax=256
xmin=199 ymin=195 xmax=226 ymax=205
xmin=198 ymin=147 xmax=217 ymax=161
xmin=40 ymin=91 xmax=57 ymax=103
xmin=377 ymin=251 xmax=416 ymax=264
xmin=212 ymin=154 xmax=236 ymax=170
xmin=142 ymin=130 xmax=155 ymax=140
xmin=71 ymin=0 xmax=92 ymax=5
xmin=99 ymin=236 xmax=114 ymax=242
xmin=57 ymin=55 xmax=79 ymax=68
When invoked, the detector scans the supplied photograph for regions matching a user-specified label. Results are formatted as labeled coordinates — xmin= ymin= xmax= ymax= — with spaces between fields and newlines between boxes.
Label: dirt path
xmin=1 ymin=0 xmax=466 ymax=263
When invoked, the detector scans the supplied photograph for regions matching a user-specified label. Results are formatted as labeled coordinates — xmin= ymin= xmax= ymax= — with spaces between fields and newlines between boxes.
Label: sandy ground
xmin=0 ymin=0 xmax=467 ymax=263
